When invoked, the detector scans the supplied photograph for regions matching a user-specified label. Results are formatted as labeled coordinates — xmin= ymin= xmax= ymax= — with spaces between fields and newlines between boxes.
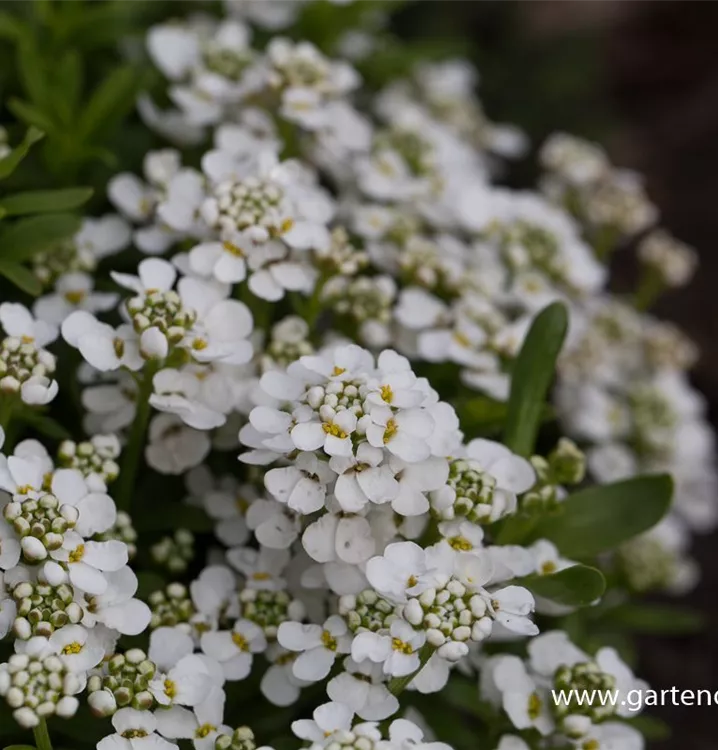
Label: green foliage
xmin=502 ymin=301 xmax=568 ymax=456
xmin=602 ymin=603 xmax=705 ymax=635
xmin=528 ymin=474 xmax=674 ymax=558
xmin=520 ymin=564 xmax=606 ymax=607
xmin=0 ymin=187 xmax=93 ymax=215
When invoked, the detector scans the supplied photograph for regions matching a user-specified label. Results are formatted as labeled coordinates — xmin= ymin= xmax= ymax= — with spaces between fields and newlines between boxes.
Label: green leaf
xmin=0 ymin=187 xmax=93 ymax=216
xmin=79 ymin=64 xmax=142 ymax=140
xmin=0 ymin=213 xmax=81 ymax=261
xmin=520 ymin=564 xmax=606 ymax=607
xmin=0 ymin=11 xmax=30 ymax=41
xmin=3 ymin=745 xmax=37 ymax=750
xmin=528 ymin=474 xmax=673 ymax=558
xmin=18 ymin=39 xmax=48 ymax=108
xmin=0 ymin=126 xmax=44 ymax=180
xmin=18 ymin=411 xmax=72 ymax=440
xmin=604 ymin=603 xmax=705 ymax=635
xmin=502 ymin=301 xmax=568 ymax=456
xmin=0 ymin=260 xmax=42 ymax=296
xmin=626 ymin=714 xmax=671 ymax=741
xmin=7 ymin=99 xmax=56 ymax=136
xmin=134 ymin=505 xmax=213 ymax=534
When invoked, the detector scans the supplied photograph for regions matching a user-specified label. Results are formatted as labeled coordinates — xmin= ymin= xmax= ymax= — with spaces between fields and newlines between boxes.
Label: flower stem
xmin=387 ymin=643 xmax=435 ymax=696
xmin=115 ymin=365 xmax=156 ymax=513
xmin=33 ymin=717 xmax=53 ymax=750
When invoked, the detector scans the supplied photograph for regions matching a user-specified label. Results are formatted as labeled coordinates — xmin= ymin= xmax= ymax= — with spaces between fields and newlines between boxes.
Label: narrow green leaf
xmin=502 ymin=301 xmax=568 ymax=456
xmin=2 ymin=745 xmax=37 ymax=750
xmin=7 ymin=98 xmax=56 ymax=135
xmin=604 ymin=603 xmax=705 ymax=635
xmin=18 ymin=411 xmax=72 ymax=440
xmin=79 ymin=64 xmax=142 ymax=140
xmin=0 ymin=126 xmax=44 ymax=180
xmin=0 ymin=213 xmax=81 ymax=261
xmin=520 ymin=564 xmax=606 ymax=607
xmin=528 ymin=474 xmax=673 ymax=558
xmin=0 ymin=187 xmax=93 ymax=216
xmin=18 ymin=39 xmax=48 ymax=107
xmin=0 ymin=260 xmax=42 ymax=296
xmin=625 ymin=715 xmax=671 ymax=741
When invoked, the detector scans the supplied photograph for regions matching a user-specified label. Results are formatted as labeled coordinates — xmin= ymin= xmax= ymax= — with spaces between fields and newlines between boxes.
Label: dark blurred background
xmin=397 ymin=3 xmax=718 ymax=748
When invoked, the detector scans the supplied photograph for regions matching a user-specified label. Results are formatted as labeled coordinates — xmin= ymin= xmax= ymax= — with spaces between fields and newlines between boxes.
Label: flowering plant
xmin=0 ymin=3 xmax=712 ymax=750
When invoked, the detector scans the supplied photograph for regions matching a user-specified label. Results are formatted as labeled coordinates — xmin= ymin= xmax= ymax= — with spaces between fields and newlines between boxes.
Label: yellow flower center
xmin=69 ymin=544 xmax=85 ymax=563
xmin=380 ymin=384 xmax=393 ymax=403
xmin=21 ymin=335 xmax=34 ymax=344
xmin=332 ymin=366 xmax=346 ymax=376
xmin=540 ymin=560 xmax=557 ymax=575
xmin=122 ymin=730 xmax=148 ymax=739
xmin=528 ymin=691 xmax=542 ymax=719
xmin=321 ymin=630 xmax=338 ymax=651
xmin=64 ymin=290 xmax=87 ymax=305
xmin=164 ymin=679 xmax=177 ymax=699
xmin=448 ymin=535 xmax=473 ymax=551
xmin=192 ymin=337 xmax=208 ymax=350
xmin=279 ymin=218 xmax=295 ymax=234
xmin=391 ymin=638 xmax=414 ymax=655
xmin=407 ymin=575 xmax=418 ymax=588
xmin=62 ymin=641 xmax=83 ymax=655
xmin=16 ymin=484 xmax=32 ymax=495
xmin=232 ymin=632 xmax=250 ymax=651
xmin=236 ymin=494 xmax=249 ymax=513
xmin=583 ymin=742 xmax=600 ymax=750
xmin=383 ymin=418 xmax=398 ymax=444
xmin=323 ymin=422 xmax=348 ymax=439
xmin=252 ymin=571 xmax=271 ymax=581
xmin=113 ymin=337 xmax=125 ymax=358
xmin=452 ymin=331 xmax=471 ymax=348
xmin=196 ymin=725 xmax=217 ymax=739
xmin=491 ymin=598 xmax=500 ymax=611
xmin=222 ymin=240 xmax=244 ymax=257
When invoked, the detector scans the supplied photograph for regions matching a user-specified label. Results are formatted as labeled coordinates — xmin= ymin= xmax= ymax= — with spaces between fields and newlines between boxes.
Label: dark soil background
xmin=397 ymin=3 xmax=718 ymax=748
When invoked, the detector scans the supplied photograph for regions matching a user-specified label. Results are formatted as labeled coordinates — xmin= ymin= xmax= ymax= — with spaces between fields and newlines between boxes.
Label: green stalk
xmin=634 ymin=266 xmax=664 ymax=312
xmin=387 ymin=643 xmax=436 ymax=696
xmin=114 ymin=365 xmax=156 ymax=512
xmin=33 ymin=717 xmax=53 ymax=750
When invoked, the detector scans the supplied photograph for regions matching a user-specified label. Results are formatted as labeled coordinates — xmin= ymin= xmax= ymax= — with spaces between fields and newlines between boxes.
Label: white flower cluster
xmin=0 ymin=3 xmax=713 ymax=750
xmin=0 ymin=433 xmax=148 ymax=728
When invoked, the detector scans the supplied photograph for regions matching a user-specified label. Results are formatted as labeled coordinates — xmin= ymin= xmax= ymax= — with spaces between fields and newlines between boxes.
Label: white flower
xmin=490 ymin=655 xmax=553 ymax=735
xmin=277 ymin=614 xmax=352 ymax=682
xmin=291 ymin=701 xmax=354 ymax=745
xmin=264 ymin=452 xmax=334 ymax=514
xmin=190 ymin=565 xmax=240 ymax=625
xmin=301 ymin=510 xmax=375 ymax=565
xmin=326 ymin=657 xmax=399 ymax=720
xmin=76 ymin=566 xmax=151 ymax=635
xmin=49 ymin=624 xmax=106 ymax=673
xmin=365 ymin=542 xmax=440 ymax=603
xmin=365 ymin=406 xmax=434 ymax=463
xmin=330 ymin=443 xmax=399 ymax=512
xmin=97 ymin=708 xmax=179 ymax=750
xmin=34 ymin=272 xmax=119 ymax=325
xmin=149 ymin=654 xmax=215 ymax=707
xmin=150 ymin=369 xmax=226 ymax=430
xmin=200 ymin=619 xmax=267 ymax=680
xmin=62 ymin=311 xmax=142 ymax=372
xmin=260 ymin=643 xmax=307 ymax=707
xmin=226 ymin=545 xmax=289 ymax=590
xmin=146 ymin=414 xmax=211 ymax=475
xmin=153 ymin=687 xmax=231 ymax=750
xmin=352 ymin=619 xmax=425 ymax=677
xmin=46 ymin=532 xmax=128 ymax=595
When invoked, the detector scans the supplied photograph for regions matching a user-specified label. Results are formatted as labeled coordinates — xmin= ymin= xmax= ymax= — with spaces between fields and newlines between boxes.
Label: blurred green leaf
xmin=528 ymin=474 xmax=673 ymax=558
xmin=0 ymin=213 xmax=80 ymax=261
xmin=18 ymin=410 xmax=72 ymax=440
xmin=18 ymin=39 xmax=48 ymax=108
xmin=520 ymin=564 xmax=606 ymax=607
xmin=0 ymin=11 xmax=30 ymax=42
xmin=0 ymin=260 xmax=42 ymax=296
xmin=0 ymin=126 xmax=45 ymax=180
xmin=502 ymin=301 xmax=568 ymax=456
xmin=7 ymin=99 xmax=57 ymax=135
xmin=78 ymin=64 xmax=143 ymax=140
xmin=0 ymin=187 xmax=93 ymax=216
xmin=604 ymin=603 xmax=705 ymax=635
xmin=3 ymin=745 xmax=37 ymax=750
xmin=626 ymin=714 xmax=671 ymax=741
